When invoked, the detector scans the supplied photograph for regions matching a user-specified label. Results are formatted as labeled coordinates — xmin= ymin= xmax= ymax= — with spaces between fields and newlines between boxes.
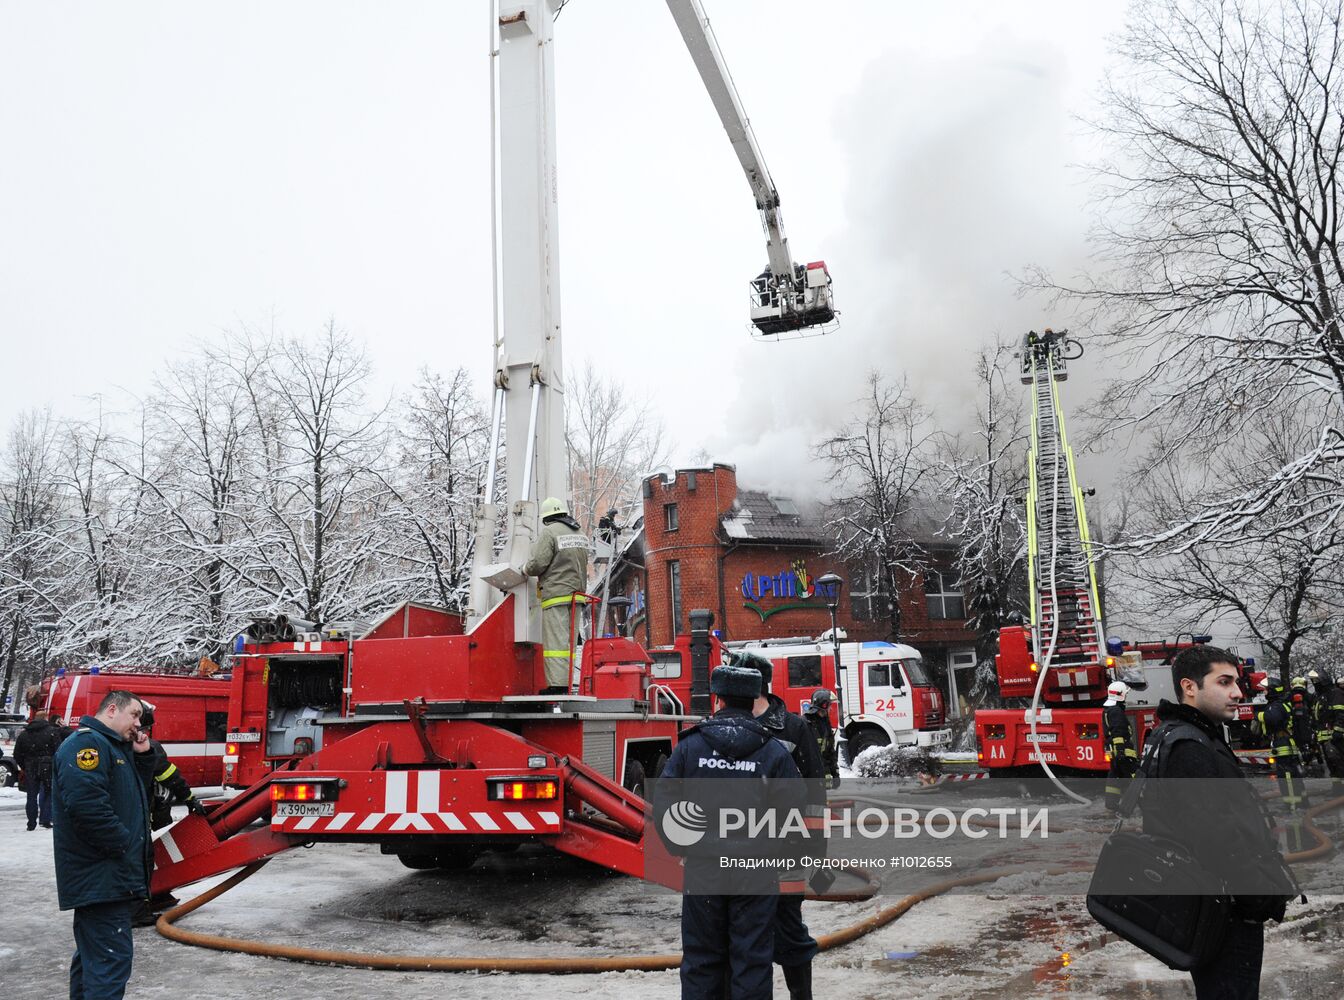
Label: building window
xmin=664 ymin=503 xmax=679 ymax=531
xmin=786 ymin=655 xmax=822 ymax=689
xmin=849 ymin=567 xmax=890 ymax=622
xmin=924 ymin=569 xmax=966 ymax=620
xmin=668 ymin=560 xmax=683 ymax=636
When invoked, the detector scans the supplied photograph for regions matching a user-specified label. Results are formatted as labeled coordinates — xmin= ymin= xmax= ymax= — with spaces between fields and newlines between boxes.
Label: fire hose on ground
xmin=154 ymin=858 xmax=1081 ymax=973
xmin=155 ymin=792 xmax=1344 ymax=974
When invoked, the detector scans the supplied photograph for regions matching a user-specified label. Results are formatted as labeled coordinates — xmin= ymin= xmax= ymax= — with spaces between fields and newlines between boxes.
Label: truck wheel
xmin=844 ymin=729 xmax=889 ymax=766
xmin=0 ymin=760 xmax=16 ymax=788
xmin=652 ymin=752 xmax=669 ymax=780
xmin=396 ymin=853 xmax=439 ymax=871
xmin=623 ymin=759 xmax=648 ymax=799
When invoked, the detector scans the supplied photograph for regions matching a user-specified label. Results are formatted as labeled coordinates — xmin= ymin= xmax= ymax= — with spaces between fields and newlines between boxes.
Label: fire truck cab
xmin=646 ymin=633 xmax=951 ymax=762
xmin=735 ymin=638 xmax=950 ymax=761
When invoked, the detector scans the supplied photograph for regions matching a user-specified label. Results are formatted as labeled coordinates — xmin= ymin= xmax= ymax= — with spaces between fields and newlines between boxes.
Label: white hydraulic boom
xmin=664 ymin=0 xmax=837 ymax=338
xmin=468 ymin=0 xmax=838 ymax=637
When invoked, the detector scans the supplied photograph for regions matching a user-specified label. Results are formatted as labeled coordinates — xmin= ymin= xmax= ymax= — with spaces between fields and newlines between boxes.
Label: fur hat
xmin=710 ymin=665 xmax=762 ymax=700
xmin=730 ymin=651 xmax=772 ymax=688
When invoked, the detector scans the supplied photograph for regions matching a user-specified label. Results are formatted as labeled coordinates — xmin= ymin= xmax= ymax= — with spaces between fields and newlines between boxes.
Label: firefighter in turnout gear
xmin=803 ymin=689 xmax=840 ymax=790
xmin=1258 ymin=679 xmax=1310 ymax=814
xmin=521 ymin=497 xmax=590 ymax=694
xmin=1288 ymin=676 xmax=1318 ymax=770
xmin=1322 ymin=676 xmax=1344 ymax=787
xmin=132 ymin=700 xmax=206 ymax=925
xmin=132 ymin=701 xmax=205 ymax=830
xmin=1102 ymin=681 xmax=1137 ymax=812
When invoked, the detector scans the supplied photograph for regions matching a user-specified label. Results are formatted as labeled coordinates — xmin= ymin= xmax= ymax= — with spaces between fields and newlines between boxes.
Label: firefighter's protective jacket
xmin=51 ymin=716 xmax=152 ymax=911
xmin=1102 ymin=703 xmax=1137 ymax=760
xmin=523 ymin=516 xmax=589 ymax=600
xmin=135 ymin=738 xmax=196 ymax=829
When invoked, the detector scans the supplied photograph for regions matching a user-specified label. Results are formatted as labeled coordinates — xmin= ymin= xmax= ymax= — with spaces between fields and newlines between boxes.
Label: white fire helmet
xmin=1257 ymin=676 xmax=1270 ymax=691
xmin=1106 ymin=681 xmax=1128 ymax=702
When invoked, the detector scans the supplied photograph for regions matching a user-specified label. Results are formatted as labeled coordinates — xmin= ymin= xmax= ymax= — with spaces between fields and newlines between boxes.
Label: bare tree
xmin=941 ymin=338 xmax=1031 ymax=701
xmin=1116 ymin=402 xmax=1344 ymax=675
xmin=113 ymin=355 xmax=256 ymax=662
xmin=233 ymin=322 xmax=391 ymax=624
xmin=816 ymin=372 xmax=938 ymax=642
xmin=0 ymin=410 xmax=62 ymax=706
xmin=564 ymin=362 xmax=671 ymax=539
xmin=378 ymin=366 xmax=490 ymax=611
xmin=1027 ymin=0 xmax=1344 ymax=546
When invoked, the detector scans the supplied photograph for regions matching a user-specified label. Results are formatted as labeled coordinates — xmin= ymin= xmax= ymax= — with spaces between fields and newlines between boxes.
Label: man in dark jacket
xmin=1258 ymin=678 xmax=1309 ymax=813
xmin=131 ymin=699 xmax=207 ymax=925
xmin=52 ymin=689 xmax=152 ymax=1000
xmin=1140 ymin=646 xmax=1292 ymax=1000
xmin=735 ymin=651 xmax=827 ymax=1000
xmin=133 ymin=700 xmax=205 ymax=830
xmin=1101 ymin=681 xmax=1137 ymax=813
xmin=658 ymin=665 xmax=803 ymax=1000
xmin=802 ymin=689 xmax=840 ymax=790
xmin=14 ymin=712 xmax=65 ymax=830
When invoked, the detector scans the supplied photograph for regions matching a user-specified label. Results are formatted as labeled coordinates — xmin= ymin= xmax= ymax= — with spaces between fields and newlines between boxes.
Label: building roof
xmin=720 ymin=490 xmax=830 ymax=545
xmin=721 ymin=489 xmax=956 ymax=550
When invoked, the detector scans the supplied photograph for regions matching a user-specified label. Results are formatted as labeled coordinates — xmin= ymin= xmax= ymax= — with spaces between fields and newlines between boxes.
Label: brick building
xmin=602 ymin=464 xmax=983 ymax=715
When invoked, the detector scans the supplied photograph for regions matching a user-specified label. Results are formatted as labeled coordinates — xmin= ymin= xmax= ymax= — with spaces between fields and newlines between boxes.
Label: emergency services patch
xmin=75 ymin=747 xmax=100 ymax=771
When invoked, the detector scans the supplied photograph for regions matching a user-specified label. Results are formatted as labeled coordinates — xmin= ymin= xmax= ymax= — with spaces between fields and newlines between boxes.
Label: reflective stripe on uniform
xmin=155 ymin=763 xmax=178 ymax=783
xmin=542 ymin=649 xmax=574 ymax=659
xmin=540 ymin=593 xmax=589 ymax=610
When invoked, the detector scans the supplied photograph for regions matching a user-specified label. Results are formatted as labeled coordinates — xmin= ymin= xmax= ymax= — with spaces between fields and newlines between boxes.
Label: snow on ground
xmin=4 ymin=787 xmax=1344 ymax=999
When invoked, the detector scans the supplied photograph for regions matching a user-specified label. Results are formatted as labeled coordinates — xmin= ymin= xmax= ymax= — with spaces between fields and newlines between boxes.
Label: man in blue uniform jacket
xmin=52 ymin=690 xmax=152 ymax=1000
xmin=659 ymin=664 xmax=803 ymax=999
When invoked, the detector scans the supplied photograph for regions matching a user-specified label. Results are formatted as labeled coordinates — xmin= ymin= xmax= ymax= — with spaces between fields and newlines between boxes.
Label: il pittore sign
xmin=741 ymin=561 xmax=841 ymax=621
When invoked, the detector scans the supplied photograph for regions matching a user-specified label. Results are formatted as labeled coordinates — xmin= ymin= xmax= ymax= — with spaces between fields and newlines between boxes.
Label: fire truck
xmin=972 ymin=334 xmax=1268 ymax=775
xmin=34 ymin=668 xmax=230 ymax=786
xmin=644 ymin=633 xmax=952 ymax=761
xmin=149 ymin=0 xmax=835 ymax=895
xmin=974 ymin=330 xmax=1120 ymax=774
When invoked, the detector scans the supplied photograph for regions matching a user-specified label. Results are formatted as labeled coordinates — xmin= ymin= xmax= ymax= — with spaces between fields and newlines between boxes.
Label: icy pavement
xmin=4 ymin=787 xmax=1344 ymax=998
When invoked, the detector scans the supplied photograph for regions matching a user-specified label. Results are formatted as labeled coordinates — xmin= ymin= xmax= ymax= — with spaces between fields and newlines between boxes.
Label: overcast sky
xmin=0 ymin=0 xmax=1131 ymax=498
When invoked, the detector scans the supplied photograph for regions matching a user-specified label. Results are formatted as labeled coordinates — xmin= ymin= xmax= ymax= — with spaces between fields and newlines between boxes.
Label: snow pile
xmin=851 ymin=744 xmax=942 ymax=779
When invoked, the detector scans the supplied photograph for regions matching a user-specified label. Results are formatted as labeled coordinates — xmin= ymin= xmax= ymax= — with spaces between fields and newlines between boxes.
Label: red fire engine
xmin=974 ymin=331 xmax=1124 ymax=774
xmin=35 ymin=668 xmax=229 ymax=786
xmin=973 ymin=334 xmax=1263 ymax=775
xmin=149 ymin=0 xmax=833 ymax=896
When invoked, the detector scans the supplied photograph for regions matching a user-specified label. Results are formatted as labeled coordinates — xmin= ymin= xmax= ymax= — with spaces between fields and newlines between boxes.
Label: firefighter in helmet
xmin=1258 ymin=678 xmax=1310 ymax=814
xmin=521 ymin=497 xmax=590 ymax=695
xmin=133 ymin=701 xmax=206 ymax=830
xmin=132 ymin=699 xmax=206 ymax=924
xmin=1102 ymin=681 xmax=1137 ymax=812
xmin=1288 ymin=676 xmax=1318 ymax=769
xmin=1322 ymin=675 xmax=1344 ymax=788
xmin=803 ymin=689 xmax=840 ymax=790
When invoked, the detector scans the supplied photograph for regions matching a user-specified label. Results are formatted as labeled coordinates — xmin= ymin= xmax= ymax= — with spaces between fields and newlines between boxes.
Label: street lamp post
xmin=816 ymin=573 xmax=846 ymax=754
xmin=35 ymin=621 xmax=59 ymax=679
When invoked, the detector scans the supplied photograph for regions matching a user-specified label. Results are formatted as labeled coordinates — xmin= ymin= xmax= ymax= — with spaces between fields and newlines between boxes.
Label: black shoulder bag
xmin=1085 ymin=728 xmax=1231 ymax=971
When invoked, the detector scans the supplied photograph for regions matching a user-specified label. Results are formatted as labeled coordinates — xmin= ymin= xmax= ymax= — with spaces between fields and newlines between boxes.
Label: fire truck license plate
xmin=274 ymin=802 xmax=335 ymax=818
xmin=1024 ymin=732 xmax=1057 ymax=743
